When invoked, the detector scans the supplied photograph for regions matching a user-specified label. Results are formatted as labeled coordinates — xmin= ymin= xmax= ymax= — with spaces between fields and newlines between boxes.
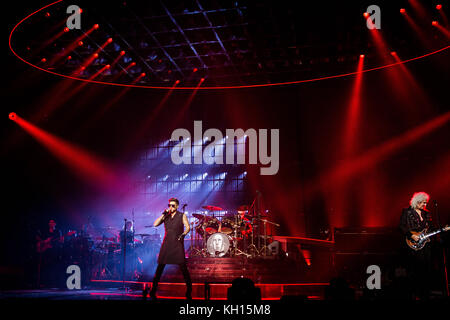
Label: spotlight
xmin=390 ymin=51 xmax=397 ymax=56
xmin=94 ymin=24 xmax=99 ymax=29
xmin=200 ymin=78 xmax=205 ymax=82
xmin=67 ymin=56 xmax=72 ymax=60
xmin=107 ymin=38 xmax=113 ymax=43
xmin=41 ymin=58 xmax=47 ymax=63
xmin=78 ymin=41 xmax=84 ymax=46
xmin=130 ymin=62 xmax=136 ymax=66
xmin=363 ymin=12 xmax=370 ymax=18
xmin=193 ymin=68 xmax=198 ymax=72
xmin=106 ymin=64 xmax=111 ymax=69
xmin=79 ymin=8 xmax=83 ymax=14
xmin=93 ymin=53 xmax=99 ymax=58
xmin=175 ymin=80 xmax=180 ymax=84
xmin=120 ymin=50 xmax=126 ymax=56
xmin=45 ymin=12 xmax=50 ymax=18
xmin=436 ymin=4 xmax=442 ymax=10
xmin=359 ymin=54 xmax=365 ymax=58
xmin=400 ymin=8 xmax=406 ymax=14
xmin=9 ymin=112 xmax=16 ymax=120
xmin=64 ymin=27 xmax=70 ymax=32
xmin=140 ymin=72 xmax=146 ymax=77
xmin=432 ymin=20 xmax=438 ymax=26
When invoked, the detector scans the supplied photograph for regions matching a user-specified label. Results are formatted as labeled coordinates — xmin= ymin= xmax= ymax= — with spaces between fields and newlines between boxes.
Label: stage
xmin=2 ymin=0 xmax=450 ymax=307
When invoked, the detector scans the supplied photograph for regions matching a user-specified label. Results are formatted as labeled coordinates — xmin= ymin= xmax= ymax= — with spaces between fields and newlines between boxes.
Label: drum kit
xmin=188 ymin=204 xmax=279 ymax=258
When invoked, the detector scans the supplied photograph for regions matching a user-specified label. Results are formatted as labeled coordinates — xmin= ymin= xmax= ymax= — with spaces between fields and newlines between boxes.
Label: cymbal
xmin=237 ymin=205 xmax=249 ymax=212
xmin=202 ymin=205 xmax=223 ymax=211
xmin=192 ymin=213 xmax=205 ymax=220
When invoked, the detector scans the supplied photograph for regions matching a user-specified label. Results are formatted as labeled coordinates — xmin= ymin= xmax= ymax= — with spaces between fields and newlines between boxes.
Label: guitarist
xmin=399 ymin=192 xmax=433 ymax=300
xmin=36 ymin=219 xmax=63 ymax=288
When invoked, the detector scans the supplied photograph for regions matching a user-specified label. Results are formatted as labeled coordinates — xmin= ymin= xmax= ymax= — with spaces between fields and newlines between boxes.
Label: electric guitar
xmin=36 ymin=231 xmax=76 ymax=253
xmin=406 ymin=225 xmax=450 ymax=251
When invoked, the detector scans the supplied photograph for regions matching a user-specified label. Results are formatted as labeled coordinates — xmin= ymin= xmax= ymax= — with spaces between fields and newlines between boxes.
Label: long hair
xmin=409 ymin=192 xmax=430 ymax=209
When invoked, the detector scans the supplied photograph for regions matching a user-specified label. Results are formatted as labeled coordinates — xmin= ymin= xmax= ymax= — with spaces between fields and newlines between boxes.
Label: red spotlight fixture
xmin=93 ymin=53 xmax=99 ymax=58
xmin=9 ymin=112 xmax=16 ymax=120
xmin=41 ymin=58 xmax=47 ymax=63
xmin=436 ymin=4 xmax=442 ymax=10
xmin=78 ymin=41 xmax=83 ymax=46
xmin=400 ymin=8 xmax=406 ymax=14
xmin=193 ymin=68 xmax=198 ymax=72
xmin=120 ymin=50 xmax=125 ymax=56
xmin=79 ymin=8 xmax=83 ymax=14
xmin=432 ymin=20 xmax=438 ymax=26
xmin=106 ymin=64 xmax=111 ymax=69
xmin=200 ymin=77 xmax=205 ymax=82
xmin=94 ymin=24 xmax=99 ymax=29
xmin=140 ymin=72 xmax=146 ymax=77
xmin=175 ymin=80 xmax=180 ymax=84
xmin=107 ymin=38 xmax=113 ymax=43
xmin=360 ymin=54 xmax=365 ymax=59
xmin=130 ymin=62 xmax=136 ymax=67
xmin=391 ymin=51 xmax=397 ymax=56
xmin=67 ymin=56 xmax=72 ymax=60
xmin=64 ymin=27 xmax=70 ymax=33
xmin=363 ymin=12 xmax=370 ymax=18
xmin=45 ymin=12 xmax=50 ymax=18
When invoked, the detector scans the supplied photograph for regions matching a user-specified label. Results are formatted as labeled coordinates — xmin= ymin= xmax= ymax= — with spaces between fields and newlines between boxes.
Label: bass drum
xmin=206 ymin=232 xmax=231 ymax=257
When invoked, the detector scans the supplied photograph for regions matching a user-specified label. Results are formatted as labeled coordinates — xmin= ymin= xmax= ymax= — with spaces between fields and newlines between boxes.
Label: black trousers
xmin=150 ymin=263 xmax=192 ymax=295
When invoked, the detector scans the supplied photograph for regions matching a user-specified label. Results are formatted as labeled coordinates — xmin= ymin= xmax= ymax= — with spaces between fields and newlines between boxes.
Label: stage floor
xmin=0 ymin=280 xmax=328 ymax=300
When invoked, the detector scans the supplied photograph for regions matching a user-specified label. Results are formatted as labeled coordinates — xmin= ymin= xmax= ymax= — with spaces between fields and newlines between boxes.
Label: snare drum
xmin=204 ymin=218 xmax=219 ymax=235
xmin=206 ymin=232 xmax=231 ymax=257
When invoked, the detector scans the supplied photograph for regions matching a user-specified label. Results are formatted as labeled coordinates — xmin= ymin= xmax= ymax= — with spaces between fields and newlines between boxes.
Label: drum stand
xmin=231 ymin=215 xmax=251 ymax=258
xmin=245 ymin=219 xmax=259 ymax=257
xmin=188 ymin=222 xmax=203 ymax=257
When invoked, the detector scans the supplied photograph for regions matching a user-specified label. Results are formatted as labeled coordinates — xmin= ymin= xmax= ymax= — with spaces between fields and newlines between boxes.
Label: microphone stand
xmin=434 ymin=201 xmax=449 ymax=297
xmin=120 ymin=218 xmax=130 ymax=292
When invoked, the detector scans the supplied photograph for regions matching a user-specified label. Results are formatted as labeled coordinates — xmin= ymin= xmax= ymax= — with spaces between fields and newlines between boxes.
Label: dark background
xmin=1 ymin=1 xmax=449 ymax=288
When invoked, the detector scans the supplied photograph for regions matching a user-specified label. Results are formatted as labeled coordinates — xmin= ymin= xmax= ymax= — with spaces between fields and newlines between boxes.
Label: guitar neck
xmin=423 ymin=227 xmax=447 ymax=239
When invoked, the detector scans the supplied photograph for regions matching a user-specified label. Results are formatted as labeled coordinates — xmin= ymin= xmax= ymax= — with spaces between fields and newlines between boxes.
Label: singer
xmin=148 ymin=197 xmax=192 ymax=300
xmin=399 ymin=191 xmax=433 ymax=300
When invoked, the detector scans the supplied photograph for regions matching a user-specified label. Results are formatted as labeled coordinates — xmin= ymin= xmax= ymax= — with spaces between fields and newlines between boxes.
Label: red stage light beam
xmin=122 ymin=80 xmax=180 ymax=154
xmin=401 ymin=11 xmax=434 ymax=48
xmin=343 ymin=54 xmax=364 ymax=158
xmin=172 ymin=78 xmax=205 ymax=127
xmin=408 ymin=0 xmax=431 ymax=21
xmin=311 ymin=111 xmax=450 ymax=194
xmin=328 ymin=55 xmax=364 ymax=227
xmin=87 ymin=64 xmax=110 ymax=80
xmin=73 ymin=38 xmax=113 ymax=75
xmin=436 ymin=4 xmax=448 ymax=26
xmin=433 ymin=21 xmax=450 ymax=38
xmin=49 ymin=23 xmax=100 ymax=66
xmin=10 ymin=113 xmax=122 ymax=191
xmin=109 ymin=50 xmax=126 ymax=70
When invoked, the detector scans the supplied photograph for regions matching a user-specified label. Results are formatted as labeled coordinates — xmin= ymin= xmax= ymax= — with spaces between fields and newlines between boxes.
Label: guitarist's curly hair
xmin=409 ymin=192 xmax=430 ymax=209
